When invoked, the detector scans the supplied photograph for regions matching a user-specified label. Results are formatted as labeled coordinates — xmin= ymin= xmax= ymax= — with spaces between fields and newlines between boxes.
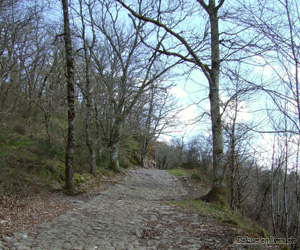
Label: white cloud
xmin=158 ymin=86 xmax=200 ymax=142
xmin=170 ymin=87 xmax=188 ymax=99
xmin=253 ymin=133 xmax=300 ymax=171
xmin=180 ymin=104 xmax=197 ymax=119
xmin=222 ymin=100 xmax=250 ymax=124
xmin=205 ymin=95 xmax=251 ymax=125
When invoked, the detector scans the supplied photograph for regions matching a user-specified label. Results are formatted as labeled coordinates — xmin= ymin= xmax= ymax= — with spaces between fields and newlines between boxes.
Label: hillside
xmin=0 ymin=118 xmax=120 ymax=237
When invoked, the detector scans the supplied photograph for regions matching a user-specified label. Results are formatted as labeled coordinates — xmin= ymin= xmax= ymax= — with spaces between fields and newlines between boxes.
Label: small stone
xmin=3 ymin=236 xmax=15 ymax=243
xmin=17 ymin=246 xmax=31 ymax=250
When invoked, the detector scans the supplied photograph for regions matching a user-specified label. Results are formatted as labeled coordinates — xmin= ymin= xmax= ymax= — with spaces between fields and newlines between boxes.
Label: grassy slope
xmin=0 ymin=119 xmax=117 ymax=197
xmin=0 ymin=122 xmax=65 ymax=195
xmin=167 ymin=168 xmax=268 ymax=239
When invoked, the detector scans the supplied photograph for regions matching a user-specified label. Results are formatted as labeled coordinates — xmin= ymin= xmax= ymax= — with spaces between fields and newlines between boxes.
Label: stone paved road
xmin=0 ymin=169 xmax=244 ymax=250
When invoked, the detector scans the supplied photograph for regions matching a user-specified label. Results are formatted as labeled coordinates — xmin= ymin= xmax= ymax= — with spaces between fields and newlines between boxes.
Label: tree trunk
xmin=44 ymin=112 xmax=52 ymax=145
xmin=62 ymin=0 xmax=75 ymax=192
xmin=141 ymin=86 xmax=155 ymax=168
xmin=95 ymin=105 xmax=102 ymax=161
xmin=229 ymin=130 xmax=236 ymax=209
xmin=294 ymin=142 xmax=300 ymax=250
xmin=200 ymin=0 xmax=226 ymax=206
xmin=79 ymin=0 xmax=97 ymax=176
xmin=229 ymin=94 xmax=238 ymax=209
xmin=271 ymin=145 xmax=277 ymax=235
xmin=283 ymin=134 xmax=289 ymax=239
xmin=85 ymin=101 xmax=97 ymax=176
xmin=141 ymin=137 xmax=149 ymax=168
xmin=109 ymin=118 xmax=123 ymax=173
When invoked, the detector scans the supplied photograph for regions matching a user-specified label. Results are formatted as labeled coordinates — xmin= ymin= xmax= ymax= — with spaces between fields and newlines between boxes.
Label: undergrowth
xmin=169 ymin=199 xmax=266 ymax=237
xmin=167 ymin=168 xmax=269 ymax=240
xmin=0 ymin=119 xmax=117 ymax=199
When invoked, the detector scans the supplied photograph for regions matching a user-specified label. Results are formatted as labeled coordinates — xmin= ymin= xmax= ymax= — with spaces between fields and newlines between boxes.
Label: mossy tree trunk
xmin=62 ymin=0 xmax=75 ymax=192
xmin=198 ymin=0 xmax=226 ymax=205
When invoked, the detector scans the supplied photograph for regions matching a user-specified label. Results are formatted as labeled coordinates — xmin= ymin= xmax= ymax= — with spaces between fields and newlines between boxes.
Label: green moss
xmin=168 ymin=199 xmax=227 ymax=224
xmin=200 ymin=186 xmax=228 ymax=209
xmin=52 ymin=148 xmax=65 ymax=162
xmin=7 ymin=138 xmax=32 ymax=147
xmin=168 ymin=169 xmax=188 ymax=177
xmin=96 ymin=168 xmax=116 ymax=178
xmin=0 ymin=131 xmax=32 ymax=150
xmin=129 ymin=155 xmax=140 ymax=166
xmin=42 ymin=160 xmax=65 ymax=183
xmin=279 ymin=244 xmax=290 ymax=250
xmin=0 ymin=122 xmax=67 ymax=192
xmin=73 ymin=172 xmax=98 ymax=188
xmin=73 ymin=173 xmax=85 ymax=186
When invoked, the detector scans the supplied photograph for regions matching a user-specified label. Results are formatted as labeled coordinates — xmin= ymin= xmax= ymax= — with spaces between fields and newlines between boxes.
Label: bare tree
xmin=74 ymin=0 xmax=97 ymax=176
xmin=87 ymin=0 xmax=180 ymax=172
xmin=138 ymin=83 xmax=180 ymax=167
xmin=238 ymin=2 xmax=300 ymax=245
xmin=62 ymin=0 xmax=75 ymax=191
xmin=0 ymin=0 xmax=41 ymax=116
xmin=220 ymin=66 xmax=256 ymax=209
xmin=116 ymin=0 xmax=227 ymax=204
xmin=235 ymin=0 xmax=300 ymax=136
xmin=140 ymin=85 xmax=155 ymax=168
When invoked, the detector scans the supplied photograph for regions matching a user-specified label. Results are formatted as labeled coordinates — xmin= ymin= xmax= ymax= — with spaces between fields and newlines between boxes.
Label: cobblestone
xmin=0 ymin=169 xmax=252 ymax=249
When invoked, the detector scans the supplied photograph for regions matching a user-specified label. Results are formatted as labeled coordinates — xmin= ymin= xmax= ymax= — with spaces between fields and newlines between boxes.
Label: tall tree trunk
xmin=271 ymin=141 xmax=277 ymax=235
xmin=283 ymin=133 xmax=289 ymax=239
xmin=200 ymin=0 xmax=226 ymax=206
xmin=295 ymin=142 xmax=300 ymax=250
xmin=141 ymin=137 xmax=149 ymax=168
xmin=229 ymin=94 xmax=238 ymax=209
xmin=62 ymin=0 xmax=75 ymax=192
xmin=229 ymin=130 xmax=236 ymax=209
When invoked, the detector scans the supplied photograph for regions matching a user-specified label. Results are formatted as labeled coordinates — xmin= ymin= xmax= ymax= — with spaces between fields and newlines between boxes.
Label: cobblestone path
xmin=0 ymin=169 xmax=241 ymax=250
